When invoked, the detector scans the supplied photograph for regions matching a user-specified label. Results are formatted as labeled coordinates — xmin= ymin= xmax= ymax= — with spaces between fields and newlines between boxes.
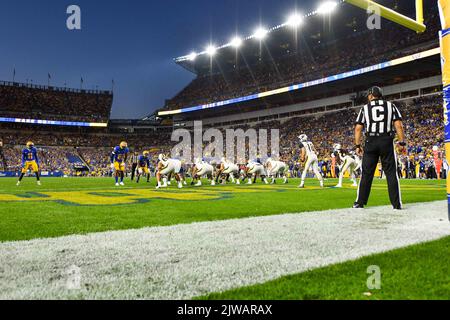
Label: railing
xmin=0 ymin=80 xmax=112 ymax=95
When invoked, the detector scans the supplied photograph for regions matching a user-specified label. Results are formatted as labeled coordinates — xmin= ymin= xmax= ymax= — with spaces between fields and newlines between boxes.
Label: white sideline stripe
xmin=0 ymin=201 xmax=449 ymax=300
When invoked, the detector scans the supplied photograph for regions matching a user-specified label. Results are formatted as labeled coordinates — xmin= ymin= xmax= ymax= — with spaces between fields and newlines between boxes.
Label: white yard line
xmin=0 ymin=201 xmax=449 ymax=300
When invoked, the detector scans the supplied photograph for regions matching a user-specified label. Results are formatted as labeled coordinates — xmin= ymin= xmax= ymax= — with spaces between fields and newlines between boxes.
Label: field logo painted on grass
xmin=0 ymin=185 xmax=290 ymax=206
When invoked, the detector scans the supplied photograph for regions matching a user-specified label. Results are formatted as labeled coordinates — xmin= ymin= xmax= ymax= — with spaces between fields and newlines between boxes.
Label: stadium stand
xmin=0 ymin=93 xmax=444 ymax=179
xmin=0 ymin=81 xmax=113 ymax=122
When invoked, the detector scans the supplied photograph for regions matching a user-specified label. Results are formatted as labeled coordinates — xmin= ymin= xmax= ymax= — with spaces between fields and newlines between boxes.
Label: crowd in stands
xmin=0 ymin=94 xmax=445 ymax=180
xmin=276 ymin=95 xmax=445 ymax=179
xmin=166 ymin=8 xmax=439 ymax=110
xmin=1 ymin=128 xmax=169 ymax=150
xmin=2 ymin=147 xmax=71 ymax=173
xmin=0 ymin=82 xmax=113 ymax=122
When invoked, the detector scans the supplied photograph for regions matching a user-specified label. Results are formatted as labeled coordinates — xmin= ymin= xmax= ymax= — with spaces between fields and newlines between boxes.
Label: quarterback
xmin=111 ymin=141 xmax=129 ymax=186
xmin=298 ymin=134 xmax=324 ymax=188
xmin=16 ymin=141 xmax=41 ymax=186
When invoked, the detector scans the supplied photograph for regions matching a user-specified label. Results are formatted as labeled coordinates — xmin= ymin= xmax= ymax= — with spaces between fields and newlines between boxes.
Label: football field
xmin=0 ymin=177 xmax=449 ymax=299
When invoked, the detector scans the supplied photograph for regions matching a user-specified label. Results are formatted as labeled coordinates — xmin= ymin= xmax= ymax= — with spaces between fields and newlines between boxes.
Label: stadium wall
xmin=176 ymin=75 xmax=442 ymax=127
xmin=0 ymin=171 xmax=64 ymax=178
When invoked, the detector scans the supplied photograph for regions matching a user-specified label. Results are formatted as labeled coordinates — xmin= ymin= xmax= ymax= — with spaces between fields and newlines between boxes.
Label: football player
xmin=136 ymin=151 xmax=151 ymax=183
xmin=264 ymin=158 xmax=288 ymax=184
xmin=111 ymin=141 xmax=129 ymax=186
xmin=245 ymin=158 xmax=269 ymax=185
xmin=298 ymin=134 xmax=324 ymax=188
xmin=191 ymin=158 xmax=216 ymax=186
xmin=156 ymin=154 xmax=183 ymax=189
xmin=332 ymin=144 xmax=359 ymax=188
xmin=17 ymin=141 xmax=41 ymax=186
xmin=165 ymin=158 xmax=188 ymax=186
xmin=215 ymin=158 xmax=240 ymax=185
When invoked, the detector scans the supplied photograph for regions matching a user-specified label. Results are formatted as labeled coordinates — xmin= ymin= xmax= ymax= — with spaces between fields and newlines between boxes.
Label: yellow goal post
xmin=345 ymin=0 xmax=426 ymax=33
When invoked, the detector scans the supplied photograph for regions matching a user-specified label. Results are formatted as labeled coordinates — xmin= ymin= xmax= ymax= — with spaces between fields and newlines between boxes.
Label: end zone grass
xmin=0 ymin=178 xmax=445 ymax=242
xmin=199 ymin=236 xmax=450 ymax=300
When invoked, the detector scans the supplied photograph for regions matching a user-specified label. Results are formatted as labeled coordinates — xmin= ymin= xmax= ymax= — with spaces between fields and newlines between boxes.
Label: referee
xmin=353 ymin=86 xmax=406 ymax=210
xmin=130 ymin=151 xmax=139 ymax=181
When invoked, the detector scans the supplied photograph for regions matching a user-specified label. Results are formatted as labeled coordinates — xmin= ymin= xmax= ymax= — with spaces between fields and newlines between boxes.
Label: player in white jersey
xmin=264 ymin=158 xmax=288 ymax=184
xmin=215 ymin=158 xmax=240 ymax=185
xmin=332 ymin=144 xmax=359 ymax=188
xmin=298 ymin=134 xmax=324 ymax=188
xmin=156 ymin=154 xmax=183 ymax=189
xmin=166 ymin=159 xmax=188 ymax=186
xmin=191 ymin=158 xmax=216 ymax=186
xmin=245 ymin=159 xmax=269 ymax=185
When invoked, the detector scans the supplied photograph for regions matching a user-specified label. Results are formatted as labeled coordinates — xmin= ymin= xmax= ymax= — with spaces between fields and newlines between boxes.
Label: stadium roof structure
xmin=174 ymin=0 xmax=424 ymax=75
xmin=161 ymin=47 xmax=441 ymax=118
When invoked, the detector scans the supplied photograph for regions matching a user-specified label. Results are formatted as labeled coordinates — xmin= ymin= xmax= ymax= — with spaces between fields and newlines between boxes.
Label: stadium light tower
xmin=317 ymin=1 xmax=338 ymax=15
xmin=286 ymin=13 xmax=304 ymax=27
xmin=230 ymin=36 xmax=243 ymax=48
xmin=206 ymin=45 xmax=217 ymax=56
xmin=253 ymin=27 xmax=268 ymax=40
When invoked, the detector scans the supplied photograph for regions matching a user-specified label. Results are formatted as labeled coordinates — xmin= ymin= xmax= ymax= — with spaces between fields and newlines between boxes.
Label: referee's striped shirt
xmin=355 ymin=99 xmax=403 ymax=134
xmin=131 ymin=153 xmax=139 ymax=164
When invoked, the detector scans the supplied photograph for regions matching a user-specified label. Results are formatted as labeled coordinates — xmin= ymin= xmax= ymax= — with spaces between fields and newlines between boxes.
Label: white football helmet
xmin=158 ymin=154 xmax=168 ymax=162
xmin=333 ymin=144 xmax=342 ymax=152
xmin=298 ymin=134 xmax=308 ymax=142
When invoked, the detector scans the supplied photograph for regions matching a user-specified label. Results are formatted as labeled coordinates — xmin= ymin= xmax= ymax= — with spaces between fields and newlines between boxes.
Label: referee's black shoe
xmin=352 ymin=202 xmax=364 ymax=209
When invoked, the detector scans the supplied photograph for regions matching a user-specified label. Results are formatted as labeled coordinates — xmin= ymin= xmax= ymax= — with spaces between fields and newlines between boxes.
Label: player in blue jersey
xmin=136 ymin=151 xmax=151 ymax=183
xmin=110 ymin=141 xmax=129 ymax=186
xmin=17 ymin=141 xmax=41 ymax=186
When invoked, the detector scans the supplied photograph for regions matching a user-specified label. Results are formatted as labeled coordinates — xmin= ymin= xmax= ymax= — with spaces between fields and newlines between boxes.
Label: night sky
xmin=0 ymin=0 xmax=318 ymax=119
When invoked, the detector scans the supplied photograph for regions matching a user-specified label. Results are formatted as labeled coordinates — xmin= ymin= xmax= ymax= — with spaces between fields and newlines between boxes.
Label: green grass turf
xmin=198 ymin=235 xmax=450 ymax=300
xmin=0 ymin=177 xmax=445 ymax=242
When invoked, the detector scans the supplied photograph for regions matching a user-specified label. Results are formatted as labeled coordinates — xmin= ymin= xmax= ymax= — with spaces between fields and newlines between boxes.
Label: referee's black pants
xmin=131 ymin=163 xmax=138 ymax=180
xmin=356 ymin=136 xmax=402 ymax=209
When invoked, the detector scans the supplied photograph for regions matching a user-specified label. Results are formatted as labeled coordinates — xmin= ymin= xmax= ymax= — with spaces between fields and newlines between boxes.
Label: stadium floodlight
xmin=230 ymin=36 xmax=243 ymax=48
xmin=206 ymin=45 xmax=217 ymax=56
xmin=317 ymin=1 xmax=338 ymax=15
xmin=187 ymin=52 xmax=197 ymax=61
xmin=286 ymin=13 xmax=304 ymax=27
xmin=253 ymin=27 xmax=268 ymax=40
